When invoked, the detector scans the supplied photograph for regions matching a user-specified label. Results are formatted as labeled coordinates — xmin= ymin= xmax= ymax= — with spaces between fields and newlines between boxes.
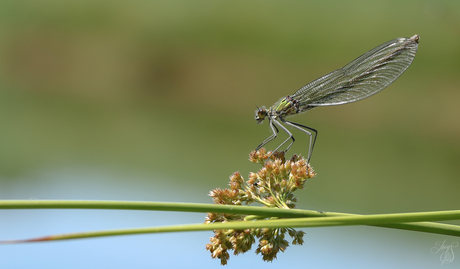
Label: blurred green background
xmin=1 ymin=1 xmax=459 ymax=268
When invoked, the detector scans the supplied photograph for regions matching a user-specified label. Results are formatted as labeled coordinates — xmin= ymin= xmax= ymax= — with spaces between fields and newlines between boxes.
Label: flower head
xmin=206 ymin=149 xmax=316 ymax=265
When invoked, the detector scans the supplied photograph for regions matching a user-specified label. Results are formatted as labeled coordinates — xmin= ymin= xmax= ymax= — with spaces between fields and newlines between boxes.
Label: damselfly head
xmin=255 ymin=107 xmax=268 ymax=124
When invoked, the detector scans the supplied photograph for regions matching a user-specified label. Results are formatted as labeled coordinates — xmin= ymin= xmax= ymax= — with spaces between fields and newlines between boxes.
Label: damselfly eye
xmin=255 ymin=109 xmax=268 ymax=123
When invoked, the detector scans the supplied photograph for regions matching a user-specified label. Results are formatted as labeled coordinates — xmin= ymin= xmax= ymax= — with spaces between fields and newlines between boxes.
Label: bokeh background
xmin=1 ymin=1 xmax=459 ymax=268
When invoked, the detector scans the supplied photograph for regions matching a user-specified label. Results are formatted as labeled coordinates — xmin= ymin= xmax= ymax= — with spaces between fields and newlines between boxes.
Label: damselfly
xmin=255 ymin=34 xmax=420 ymax=163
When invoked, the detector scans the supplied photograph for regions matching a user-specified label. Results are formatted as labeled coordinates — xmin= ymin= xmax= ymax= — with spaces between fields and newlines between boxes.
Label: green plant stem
xmin=3 ymin=211 xmax=460 ymax=243
xmin=1 ymin=200 xmax=459 ymax=242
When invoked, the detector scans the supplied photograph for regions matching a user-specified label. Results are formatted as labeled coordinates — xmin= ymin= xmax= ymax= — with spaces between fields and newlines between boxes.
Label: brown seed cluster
xmin=205 ymin=149 xmax=315 ymax=265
